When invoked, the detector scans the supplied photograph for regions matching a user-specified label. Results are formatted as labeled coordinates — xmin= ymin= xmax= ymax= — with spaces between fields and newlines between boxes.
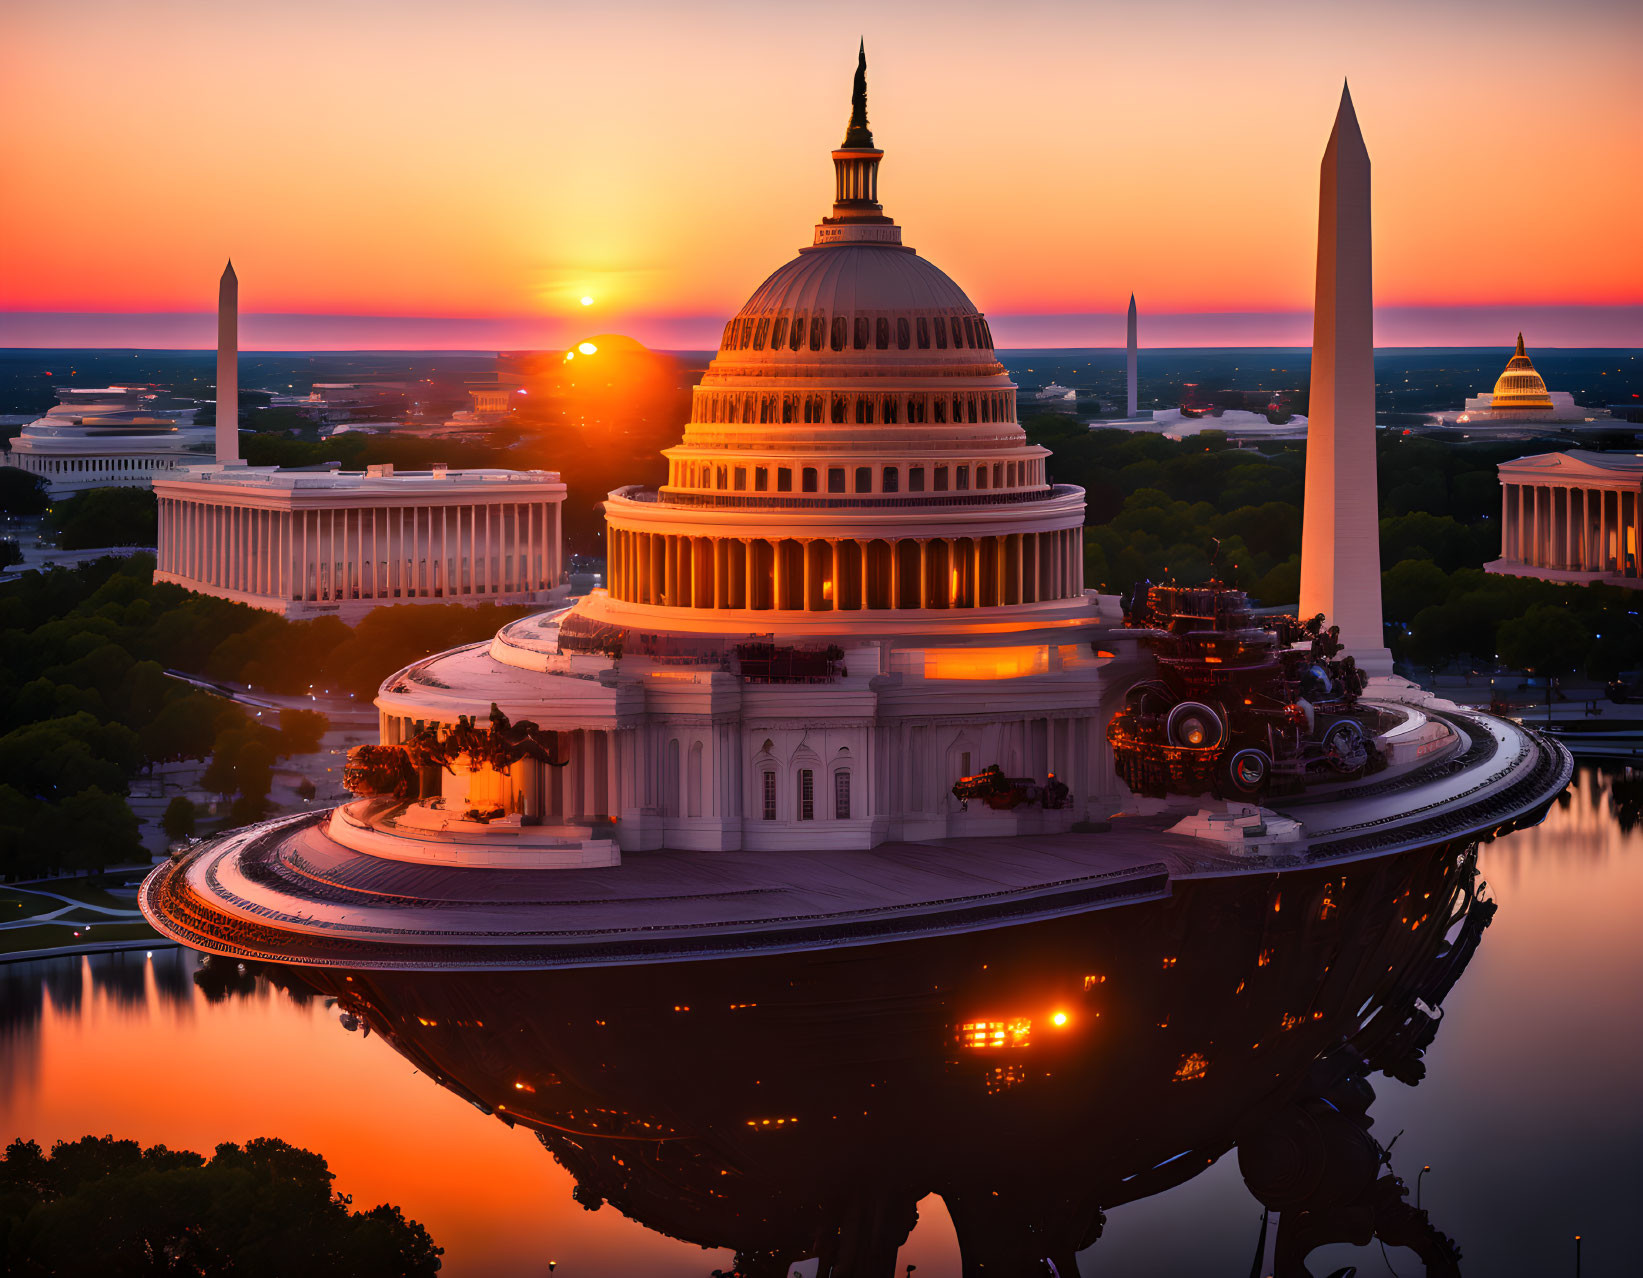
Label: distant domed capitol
xmin=1432 ymin=333 xmax=1605 ymax=429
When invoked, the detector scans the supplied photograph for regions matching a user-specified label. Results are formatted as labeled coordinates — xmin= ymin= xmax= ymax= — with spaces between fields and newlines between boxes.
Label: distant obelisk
xmin=1126 ymin=293 xmax=1139 ymax=417
xmin=1298 ymin=84 xmax=1390 ymax=676
xmin=216 ymin=260 xmax=240 ymax=464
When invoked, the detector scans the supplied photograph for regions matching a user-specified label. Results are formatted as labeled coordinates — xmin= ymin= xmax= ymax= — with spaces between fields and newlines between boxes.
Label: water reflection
xmin=5 ymin=767 xmax=1638 ymax=1275
xmin=292 ymin=837 xmax=1488 ymax=1277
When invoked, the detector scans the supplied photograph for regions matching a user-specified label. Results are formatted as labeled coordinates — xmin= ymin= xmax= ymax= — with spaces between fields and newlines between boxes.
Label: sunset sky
xmin=2 ymin=0 xmax=1639 ymax=349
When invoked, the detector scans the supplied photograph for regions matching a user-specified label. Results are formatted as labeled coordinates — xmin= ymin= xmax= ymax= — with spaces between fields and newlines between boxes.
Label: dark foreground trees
xmin=0 ymin=1134 xmax=442 ymax=1277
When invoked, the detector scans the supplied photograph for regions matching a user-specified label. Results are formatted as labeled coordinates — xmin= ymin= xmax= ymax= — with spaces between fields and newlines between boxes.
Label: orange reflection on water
xmin=0 ymin=960 xmax=721 ymax=1277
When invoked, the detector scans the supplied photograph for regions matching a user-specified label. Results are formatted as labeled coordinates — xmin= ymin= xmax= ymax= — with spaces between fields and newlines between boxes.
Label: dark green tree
xmin=45 ymin=488 xmax=158 ymax=550
xmin=0 ymin=467 xmax=50 ymax=516
xmin=161 ymin=795 xmax=198 ymax=840
xmin=0 ymin=1135 xmax=443 ymax=1277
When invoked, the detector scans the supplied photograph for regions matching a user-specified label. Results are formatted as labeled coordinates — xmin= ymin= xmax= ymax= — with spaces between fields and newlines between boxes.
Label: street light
xmin=1417 ymin=1164 xmax=1431 ymax=1209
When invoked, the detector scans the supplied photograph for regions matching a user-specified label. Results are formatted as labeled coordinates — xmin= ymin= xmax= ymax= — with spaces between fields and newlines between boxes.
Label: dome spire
xmin=814 ymin=42 xmax=898 ymax=246
xmin=843 ymin=39 xmax=874 ymax=149
xmin=1516 ymin=331 xmax=1526 ymax=357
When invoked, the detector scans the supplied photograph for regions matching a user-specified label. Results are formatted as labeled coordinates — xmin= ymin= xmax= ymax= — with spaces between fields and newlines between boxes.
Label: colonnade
xmin=6 ymin=451 xmax=180 ymax=490
xmin=689 ymin=387 xmax=1017 ymax=430
xmin=157 ymin=496 xmax=562 ymax=604
xmin=667 ymin=453 xmax=1046 ymax=495
xmin=1500 ymin=481 xmax=1640 ymax=578
xmin=606 ymin=527 xmax=1085 ymax=611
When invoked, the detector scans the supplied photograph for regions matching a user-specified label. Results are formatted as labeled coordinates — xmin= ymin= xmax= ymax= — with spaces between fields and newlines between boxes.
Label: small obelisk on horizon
xmin=1298 ymin=83 xmax=1391 ymax=676
xmin=216 ymin=260 xmax=240 ymax=465
xmin=1126 ymin=293 xmax=1139 ymax=417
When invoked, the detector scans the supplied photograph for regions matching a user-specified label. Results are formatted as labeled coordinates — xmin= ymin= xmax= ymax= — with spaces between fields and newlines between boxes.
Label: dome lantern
xmin=817 ymin=42 xmax=899 ymax=247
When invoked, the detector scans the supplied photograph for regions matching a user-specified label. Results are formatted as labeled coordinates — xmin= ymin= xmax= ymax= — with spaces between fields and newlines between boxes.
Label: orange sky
xmin=2 ymin=0 xmax=1639 ymax=347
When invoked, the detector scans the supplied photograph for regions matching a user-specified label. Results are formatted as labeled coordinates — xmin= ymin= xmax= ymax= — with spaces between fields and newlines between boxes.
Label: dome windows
xmin=716 ymin=307 xmax=995 ymax=357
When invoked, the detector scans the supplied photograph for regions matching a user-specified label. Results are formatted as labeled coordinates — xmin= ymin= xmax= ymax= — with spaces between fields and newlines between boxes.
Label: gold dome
xmin=1489 ymin=333 xmax=1554 ymax=413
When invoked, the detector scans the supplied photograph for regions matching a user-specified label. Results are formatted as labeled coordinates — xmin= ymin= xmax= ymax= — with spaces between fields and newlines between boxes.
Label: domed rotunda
xmin=286 ymin=48 xmax=1120 ymax=862
xmin=1487 ymin=333 xmax=1555 ymax=414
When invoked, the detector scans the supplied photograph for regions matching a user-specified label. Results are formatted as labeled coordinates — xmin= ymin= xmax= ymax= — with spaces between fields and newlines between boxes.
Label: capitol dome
xmin=1489 ymin=333 xmax=1555 ymax=413
xmin=589 ymin=41 xmax=1085 ymax=627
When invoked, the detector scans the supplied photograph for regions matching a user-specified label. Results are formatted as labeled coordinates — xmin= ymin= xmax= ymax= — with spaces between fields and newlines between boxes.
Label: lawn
xmin=0 ymin=919 xmax=163 ymax=956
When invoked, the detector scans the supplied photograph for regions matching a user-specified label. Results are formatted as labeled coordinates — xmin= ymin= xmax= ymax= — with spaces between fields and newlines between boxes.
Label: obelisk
xmin=1125 ymin=293 xmax=1138 ymax=417
xmin=216 ymin=260 xmax=240 ymax=464
xmin=1298 ymin=84 xmax=1391 ymax=676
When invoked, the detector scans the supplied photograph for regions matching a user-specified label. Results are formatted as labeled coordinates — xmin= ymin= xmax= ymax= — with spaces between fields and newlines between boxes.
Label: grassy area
xmin=0 ymin=920 xmax=162 ymax=956
xmin=0 ymin=878 xmax=155 ymax=958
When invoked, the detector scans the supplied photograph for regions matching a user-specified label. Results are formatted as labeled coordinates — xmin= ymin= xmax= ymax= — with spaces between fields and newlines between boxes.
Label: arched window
xmin=882 ymin=396 xmax=899 ymax=424
xmin=753 ymin=317 xmax=770 ymax=350
xmin=907 ymin=395 xmax=926 ymax=424
xmin=853 ymin=316 xmax=870 ymax=350
xmin=830 ymin=316 xmax=848 ymax=351
xmin=897 ymin=318 xmax=911 ymax=350
xmin=963 ymin=316 xmax=977 ymax=347
xmin=832 ymin=395 xmax=847 ymax=424
xmin=855 ymin=466 xmax=872 ymax=493
xmin=933 ymin=317 xmax=949 ymax=349
xmin=916 ymin=318 xmax=930 ymax=349
xmin=720 ymin=321 xmax=735 ymax=350
xmin=770 ymin=315 xmax=788 ymax=349
xmin=834 ymin=770 xmax=851 ymax=819
xmin=828 ymin=467 xmax=845 ymax=493
xmin=977 ymin=465 xmax=989 ymax=489
xmin=875 ymin=317 xmax=890 ymax=350
xmin=980 ymin=396 xmax=991 ymax=424
xmin=811 ymin=313 xmax=827 ymax=351
xmin=687 ymin=741 xmax=703 ymax=818
xmin=762 ymin=770 xmax=777 ymax=820
xmin=802 ymin=467 xmax=818 ymax=492
xmin=739 ymin=322 xmax=753 ymax=350
xmin=855 ymin=397 xmax=873 ymax=425
xmin=665 ymin=739 xmax=681 ymax=818
xmin=882 ymin=467 xmax=899 ymax=493
xmin=791 ymin=312 xmax=807 ymax=351
xmin=782 ymin=395 xmax=795 ymax=424
xmin=797 ymin=769 xmax=815 ymax=820
xmin=777 ymin=468 xmax=792 ymax=492
xmin=933 ymin=397 xmax=947 ymax=424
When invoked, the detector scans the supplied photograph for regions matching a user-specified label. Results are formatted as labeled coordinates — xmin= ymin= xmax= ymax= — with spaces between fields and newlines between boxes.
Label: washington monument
xmin=1298 ymin=85 xmax=1390 ymax=675
xmin=216 ymin=260 xmax=240 ymax=465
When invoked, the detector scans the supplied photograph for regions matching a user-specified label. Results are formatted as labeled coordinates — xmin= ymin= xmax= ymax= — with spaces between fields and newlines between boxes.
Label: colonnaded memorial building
xmin=152 ymin=462 xmax=568 ymax=621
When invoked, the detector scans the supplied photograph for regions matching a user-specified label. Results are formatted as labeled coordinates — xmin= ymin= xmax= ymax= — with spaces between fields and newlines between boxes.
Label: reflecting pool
xmin=4 ymin=767 xmax=1639 ymax=1276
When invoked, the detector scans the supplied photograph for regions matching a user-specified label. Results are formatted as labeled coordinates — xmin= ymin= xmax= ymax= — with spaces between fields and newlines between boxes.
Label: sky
xmin=2 ymin=0 xmax=1639 ymax=350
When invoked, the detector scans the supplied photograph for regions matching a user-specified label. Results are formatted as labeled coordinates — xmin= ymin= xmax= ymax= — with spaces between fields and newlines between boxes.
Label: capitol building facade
xmin=4 ymin=384 xmax=215 ymax=497
xmin=355 ymin=60 xmax=1127 ymax=864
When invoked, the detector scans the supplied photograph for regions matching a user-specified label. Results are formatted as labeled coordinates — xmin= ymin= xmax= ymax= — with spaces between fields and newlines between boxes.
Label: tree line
xmin=1031 ymin=416 xmax=1642 ymax=681
xmin=0 ymin=554 xmax=529 ymax=879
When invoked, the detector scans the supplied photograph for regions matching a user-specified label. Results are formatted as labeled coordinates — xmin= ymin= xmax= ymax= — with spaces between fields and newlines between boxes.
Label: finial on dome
xmin=842 ymin=39 xmax=874 ymax=150
xmin=1516 ymin=331 xmax=1526 ymax=357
